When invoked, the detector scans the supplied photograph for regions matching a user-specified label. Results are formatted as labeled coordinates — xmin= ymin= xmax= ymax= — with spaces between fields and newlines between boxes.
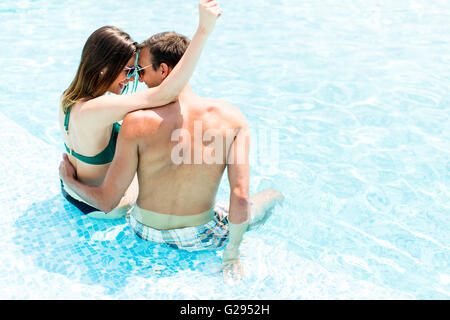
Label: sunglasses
xmin=124 ymin=64 xmax=154 ymax=78
xmin=124 ymin=66 xmax=137 ymax=78
xmin=120 ymin=50 xmax=142 ymax=95
xmin=136 ymin=64 xmax=153 ymax=77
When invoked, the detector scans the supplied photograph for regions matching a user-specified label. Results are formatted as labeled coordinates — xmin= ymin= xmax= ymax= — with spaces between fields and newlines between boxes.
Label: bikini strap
xmin=64 ymin=106 xmax=71 ymax=133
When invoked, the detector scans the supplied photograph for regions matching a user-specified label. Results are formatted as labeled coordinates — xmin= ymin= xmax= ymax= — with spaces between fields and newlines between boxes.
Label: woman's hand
xmin=59 ymin=153 xmax=77 ymax=182
xmin=198 ymin=0 xmax=222 ymax=34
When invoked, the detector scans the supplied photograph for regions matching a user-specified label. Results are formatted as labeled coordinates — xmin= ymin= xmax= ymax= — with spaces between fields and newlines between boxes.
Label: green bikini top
xmin=64 ymin=106 xmax=121 ymax=165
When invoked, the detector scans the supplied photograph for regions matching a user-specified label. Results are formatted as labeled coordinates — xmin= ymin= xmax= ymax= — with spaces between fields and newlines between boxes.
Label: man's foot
xmin=247 ymin=189 xmax=284 ymax=231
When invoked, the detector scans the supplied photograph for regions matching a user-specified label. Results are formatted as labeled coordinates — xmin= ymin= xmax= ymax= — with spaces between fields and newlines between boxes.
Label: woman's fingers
xmin=200 ymin=0 xmax=222 ymax=16
xmin=198 ymin=0 xmax=222 ymax=33
xmin=204 ymin=1 xmax=219 ymax=8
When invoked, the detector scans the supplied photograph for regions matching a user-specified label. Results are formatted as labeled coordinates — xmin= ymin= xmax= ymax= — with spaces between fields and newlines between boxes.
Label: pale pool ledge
xmin=0 ymin=111 xmax=61 ymax=220
xmin=0 ymin=111 xmax=108 ymax=299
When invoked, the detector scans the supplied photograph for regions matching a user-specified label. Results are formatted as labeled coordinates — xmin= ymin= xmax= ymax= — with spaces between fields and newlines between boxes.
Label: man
xmin=59 ymin=32 xmax=283 ymax=280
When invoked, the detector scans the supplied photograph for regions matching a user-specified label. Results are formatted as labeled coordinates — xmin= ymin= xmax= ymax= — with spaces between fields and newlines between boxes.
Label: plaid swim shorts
xmin=126 ymin=203 xmax=230 ymax=251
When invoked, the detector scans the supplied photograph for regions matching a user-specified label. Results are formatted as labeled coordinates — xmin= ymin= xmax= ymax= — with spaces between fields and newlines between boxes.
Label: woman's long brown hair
xmin=61 ymin=26 xmax=137 ymax=113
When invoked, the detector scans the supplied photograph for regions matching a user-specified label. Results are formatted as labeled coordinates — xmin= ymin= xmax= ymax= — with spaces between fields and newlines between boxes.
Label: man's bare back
xmin=126 ymin=86 xmax=248 ymax=218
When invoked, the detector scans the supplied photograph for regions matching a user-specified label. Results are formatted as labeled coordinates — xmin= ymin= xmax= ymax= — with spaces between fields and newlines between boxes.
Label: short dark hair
xmin=140 ymin=32 xmax=190 ymax=71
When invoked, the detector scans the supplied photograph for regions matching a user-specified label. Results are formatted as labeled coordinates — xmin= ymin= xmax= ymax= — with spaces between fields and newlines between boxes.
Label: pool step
xmin=0 ymin=111 xmax=61 ymax=217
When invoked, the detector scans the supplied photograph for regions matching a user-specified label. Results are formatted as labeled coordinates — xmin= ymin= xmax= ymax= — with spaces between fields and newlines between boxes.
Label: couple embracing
xmin=58 ymin=0 xmax=283 ymax=280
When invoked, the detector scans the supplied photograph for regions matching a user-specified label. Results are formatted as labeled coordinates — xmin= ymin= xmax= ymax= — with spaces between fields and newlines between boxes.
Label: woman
xmin=59 ymin=0 xmax=222 ymax=219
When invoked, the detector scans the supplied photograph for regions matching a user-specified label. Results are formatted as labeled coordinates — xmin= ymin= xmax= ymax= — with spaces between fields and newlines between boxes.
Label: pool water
xmin=0 ymin=0 xmax=449 ymax=299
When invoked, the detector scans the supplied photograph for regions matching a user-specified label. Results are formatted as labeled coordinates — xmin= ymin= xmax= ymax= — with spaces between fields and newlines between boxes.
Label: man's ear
xmin=160 ymin=63 xmax=173 ymax=80
xmin=160 ymin=63 xmax=169 ymax=80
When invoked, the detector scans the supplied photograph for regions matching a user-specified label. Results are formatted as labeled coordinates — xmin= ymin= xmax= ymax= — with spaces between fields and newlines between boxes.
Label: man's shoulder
xmin=200 ymin=98 xmax=248 ymax=129
xmin=121 ymin=109 xmax=163 ymax=138
xmin=124 ymin=109 xmax=162 ymax=122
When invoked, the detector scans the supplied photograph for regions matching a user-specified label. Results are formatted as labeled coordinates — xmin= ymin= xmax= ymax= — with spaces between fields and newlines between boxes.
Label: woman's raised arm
xmin=81 ymin=0 xmax=222 ymax=126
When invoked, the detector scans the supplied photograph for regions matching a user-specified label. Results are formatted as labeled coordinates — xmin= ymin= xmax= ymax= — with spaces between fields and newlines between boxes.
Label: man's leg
xmin=247 ymin=189 xmax=284 ymax=230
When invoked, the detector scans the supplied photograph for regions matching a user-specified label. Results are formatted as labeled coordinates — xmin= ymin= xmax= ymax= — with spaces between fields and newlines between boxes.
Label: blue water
xmin=0 ymin=0 xmax=449 ymax=299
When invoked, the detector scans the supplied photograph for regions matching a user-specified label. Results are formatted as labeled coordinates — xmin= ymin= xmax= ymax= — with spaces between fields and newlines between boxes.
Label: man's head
xmin=138 ymin=32 xmax=190 ymax=88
